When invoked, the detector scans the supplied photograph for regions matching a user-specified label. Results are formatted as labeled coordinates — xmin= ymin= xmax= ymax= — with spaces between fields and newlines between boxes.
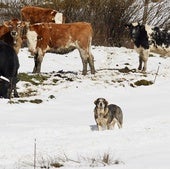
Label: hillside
xmin=0 ymin=46 xmax=170 ymax=169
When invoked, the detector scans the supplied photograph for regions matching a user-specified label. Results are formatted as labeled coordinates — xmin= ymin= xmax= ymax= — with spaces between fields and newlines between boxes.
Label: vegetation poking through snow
xmin=134 ymin=79 xmax=153 ymax=86
xmin=18 ymin=73 xmax=49 ymax=86
xmin=118 ymin=66 xmax=136 ymax=73
xmin=16 ymin=67 xmax=155 ymax=102
xmin=8 ymin=99 xmax=43 ymax=104
xmin=22 ymin=152 xmax=123 ymax=168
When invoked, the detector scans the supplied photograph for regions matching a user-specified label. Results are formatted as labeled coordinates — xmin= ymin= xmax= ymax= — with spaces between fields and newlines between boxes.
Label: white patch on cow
xmin=35 ymin=23 xmax=42 ymax=26
xmin=88 ymin=37 xmax=92 ymax=53
xmin=59 ymin=35 xmax=76 ymax=49
xmin=145 ymin=25 xmax=170 ymax=57
xmin=26 ymin=30 xmax=38 ymax=53
xmin=79 ymin=48 xmax=87 ymax=60
xmin=145 ymin=24 xmax=153 ymax=41
xmin=51 ymin=10 xmax=55 ymax=15
xmin=46 ymin=45 xmax=51 ymax=51
xmin=0 ymin=76 xmax=10 ymax=82
xmin=132 ymin=22 xmax=139 ymax=27
xmin=150 ymin=44 xmax=170 ymax=57
xmin=54 ymin=13 xmax=63 ymax=24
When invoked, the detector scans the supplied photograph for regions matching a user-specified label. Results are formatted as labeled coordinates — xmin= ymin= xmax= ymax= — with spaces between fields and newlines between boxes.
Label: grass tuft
xmin=134 ymin=79 xmax=153 ymax=86
xmin=18 ymin=73 xmax=49 ymax=86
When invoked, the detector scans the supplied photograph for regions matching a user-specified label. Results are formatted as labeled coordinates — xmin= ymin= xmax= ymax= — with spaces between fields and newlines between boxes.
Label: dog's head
xmin=94 ymin=98 xmax=108 ymax=109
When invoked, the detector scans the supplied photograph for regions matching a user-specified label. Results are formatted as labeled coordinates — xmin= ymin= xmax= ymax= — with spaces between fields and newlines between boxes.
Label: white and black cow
xmin=0 ymin=41 xmax=19 ymax=98
xmin=126 ymin=22 xmax=170 ymax=71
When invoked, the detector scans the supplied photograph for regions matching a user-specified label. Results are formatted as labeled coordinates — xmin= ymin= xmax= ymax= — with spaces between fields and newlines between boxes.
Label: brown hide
xmin=21 ymin=6 xmax=64 ymax=24
xmin=29 ymin=22 xmax=92 ymax=51
xmin=2 ymin=19 xmax=24 ymax=54
xmin=27 ymin=22 xmax=95 ymax=75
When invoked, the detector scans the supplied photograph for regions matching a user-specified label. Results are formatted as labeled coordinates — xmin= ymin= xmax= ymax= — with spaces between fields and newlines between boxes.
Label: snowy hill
xmin=0 ymin=46 xmax=170 ymax=169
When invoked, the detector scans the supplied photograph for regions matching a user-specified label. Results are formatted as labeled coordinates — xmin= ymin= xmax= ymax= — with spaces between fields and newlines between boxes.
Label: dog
xmin=94 ymin=98 xmax=123 ymax=131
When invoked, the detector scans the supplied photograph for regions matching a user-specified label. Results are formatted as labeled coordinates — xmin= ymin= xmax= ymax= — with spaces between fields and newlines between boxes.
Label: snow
xmin=0 ymin=46 xmax=170 ymax=169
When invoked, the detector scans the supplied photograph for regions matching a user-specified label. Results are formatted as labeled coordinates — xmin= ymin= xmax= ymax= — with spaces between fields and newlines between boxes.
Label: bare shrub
xmin=0 ymin=0 xmax=169 ymax=46
xmin=20 ymin=152 xmax=123 ymax=168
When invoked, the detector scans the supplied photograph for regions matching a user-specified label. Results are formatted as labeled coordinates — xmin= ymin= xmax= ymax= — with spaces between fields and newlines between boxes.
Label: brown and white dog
xmin=94 ymin=98 xmax=123 ymax=131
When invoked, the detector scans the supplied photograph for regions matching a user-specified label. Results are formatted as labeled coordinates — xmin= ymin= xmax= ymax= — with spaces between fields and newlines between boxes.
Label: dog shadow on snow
xmin=90 ymin=125 xmax=98 ymax=131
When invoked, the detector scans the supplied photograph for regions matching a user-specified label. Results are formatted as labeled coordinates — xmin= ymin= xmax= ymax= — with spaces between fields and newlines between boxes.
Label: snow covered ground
xmin=0 ymin=46 xmax=170 ymax=169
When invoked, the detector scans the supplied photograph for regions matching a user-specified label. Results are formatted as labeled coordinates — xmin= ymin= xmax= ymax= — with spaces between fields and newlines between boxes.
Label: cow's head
xmin=3 ymin=19 xmax=26 ymax=44
xmin=125 ymin=22 xmax=144 ymax=41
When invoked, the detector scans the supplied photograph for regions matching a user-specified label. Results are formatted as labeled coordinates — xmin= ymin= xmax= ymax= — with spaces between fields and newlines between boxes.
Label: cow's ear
xmin=3 ymin=21 xmax=10 ymax=27
xmin=21 ymin=21 xmax=27 ymax=27
xmin=137 ymin=22 xmax=141 ymax=26
xmin=125 ymin=23 xmax=131 ymax=28
xmin=25 ymin=22 xmax=30 ymax=27
xmin=140 ymin=24 xmax=145 ymax=30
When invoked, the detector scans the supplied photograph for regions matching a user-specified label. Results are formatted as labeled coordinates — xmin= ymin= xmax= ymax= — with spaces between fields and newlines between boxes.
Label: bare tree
xmin=127 ymin=0 xmax=170 ymax=27
xmin=0 ymin=0 xmax=169 ymax=46
xmin=142 ymin=0 xmax=149 ymax=24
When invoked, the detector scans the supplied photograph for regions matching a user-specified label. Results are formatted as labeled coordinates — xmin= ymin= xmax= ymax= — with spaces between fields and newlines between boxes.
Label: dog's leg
xmin=107 ymin=119 xmax=116 ymax=130
xmin=98 ymin=125 xmax=103 ymax=131
xmin=117 ymin=120 xmax=122 ymax=129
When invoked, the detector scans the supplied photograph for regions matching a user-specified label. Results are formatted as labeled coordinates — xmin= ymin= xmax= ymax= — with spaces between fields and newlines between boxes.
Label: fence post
xmin=153 ymin=62 xmax=161 ymax=83
xmin=34 ymin=139 xmax=36 ymax=169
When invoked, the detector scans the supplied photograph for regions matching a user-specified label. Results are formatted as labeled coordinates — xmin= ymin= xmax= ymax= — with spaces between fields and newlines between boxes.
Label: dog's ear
xmin=94 ymin=98 xmax=98 ymax=105
xmin=104 ymin=99 xmax=108 ymax=106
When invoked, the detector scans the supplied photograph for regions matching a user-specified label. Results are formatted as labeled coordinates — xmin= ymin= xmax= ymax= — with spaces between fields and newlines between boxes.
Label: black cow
xmin=0 ymin=41 xmax=19 ymax=98
xmin=125 ymin=22 xmax=170 ymax=71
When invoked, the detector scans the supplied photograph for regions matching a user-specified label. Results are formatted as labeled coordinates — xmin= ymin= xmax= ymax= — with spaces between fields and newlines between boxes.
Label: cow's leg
xmin=78 ymin=49 xmax=88 ymax=75
xmin=14 ymin=88 xmax=19 ymax=97
xmin=82 ymin=59 xmax=88 ymax=75
xmin=138 ymin=56 xmax=143 ymax=70
xmin=13 ymin=83 xmax=19 ymax=97
xmin=6 ymin=77 xmax=19 ymax=99
xmin=33 ymin=50 xmax=44 ymax=73
xmin=0 ymin=82 xmax=9 ymax=98
xmin=7 ymin=81 xmax=13 ymax=99
xmin=33 ymin=53 xmax=38 ymax=73
xmin=11 ymin=76 xmax=19 ymax=97
xmin=135 ymin=47 xmax=145 ymax=71
xmin=142 ymin=49 xmax=149 ymax=72
xmin=87 ymin=38 xmax=95 ymax=74
xmin=88 ymin=52 xmax=95 ymax=74
xmin=78 ymin=48 xmax=95 ymax=75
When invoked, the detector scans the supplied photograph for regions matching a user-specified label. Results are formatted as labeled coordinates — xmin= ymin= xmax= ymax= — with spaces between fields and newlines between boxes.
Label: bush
xmin=21 ymin=152 xmax=124 ymax=168
xmin=0 ymin=0 xmax=169 ymax=46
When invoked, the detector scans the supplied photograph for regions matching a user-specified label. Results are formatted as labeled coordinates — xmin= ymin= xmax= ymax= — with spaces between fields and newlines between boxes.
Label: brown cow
xmin=1 ymin=19 xmax=24 ymax=54
xmin=21 ymin=6 xmax=64 ymax=24
xmin=26 ymin=22 xmax=95 ymax=75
